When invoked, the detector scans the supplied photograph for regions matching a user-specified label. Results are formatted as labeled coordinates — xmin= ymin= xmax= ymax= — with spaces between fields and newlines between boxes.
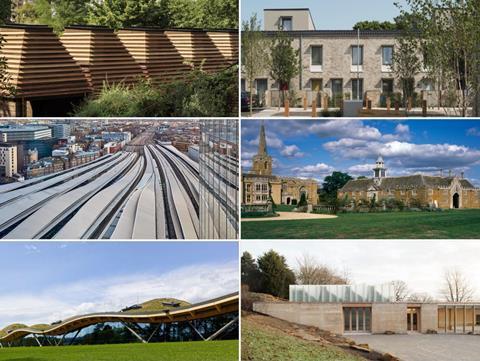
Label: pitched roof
xmin=340 ymin=175 xmax=477 ymax=192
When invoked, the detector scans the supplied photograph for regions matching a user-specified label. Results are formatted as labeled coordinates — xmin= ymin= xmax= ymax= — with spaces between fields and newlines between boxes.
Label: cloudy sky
xmin=0 ymin=242 xmax=238 ymax=327
xmin=241 ymin=241 xmax=480 ymax=300
xmin=241 ymin=120 xmax=480 ymax=186
xmin=242 ymin=0 xmax=408 ymax=29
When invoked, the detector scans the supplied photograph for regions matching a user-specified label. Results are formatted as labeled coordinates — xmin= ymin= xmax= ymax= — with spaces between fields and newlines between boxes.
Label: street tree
xmin=269 ymin=31 xmax=299 ymax=109
xmin=257 ymin=249 xmax=295 ymax=299
xmin=167 ymin=0 xmax=238 ymax=29
xmin=441 ymin=268 xmax=474 ymax=302
xmin=0 ymin=0 xmax=11 ymax=24
xmin=391 ymin=27 xmax=422 ymax=115
xmin=241 ymin=14 xmax=268 ymax=115
xmin=397 ymin=0 xmax=479 ymax=116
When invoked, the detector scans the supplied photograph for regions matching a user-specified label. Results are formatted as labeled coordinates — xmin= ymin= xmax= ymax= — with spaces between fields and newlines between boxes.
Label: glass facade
xmin=199 ymin=120 xmax=239 ymax=239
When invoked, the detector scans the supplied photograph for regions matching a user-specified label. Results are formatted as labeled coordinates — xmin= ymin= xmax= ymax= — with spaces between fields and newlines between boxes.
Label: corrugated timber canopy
xmin=117 ymin=28 xmax=192 ymax=82
xmin=60 ymin=26 xmax=144 ymax=92
xmin=0 ymin=25 xmax=90 ymax=99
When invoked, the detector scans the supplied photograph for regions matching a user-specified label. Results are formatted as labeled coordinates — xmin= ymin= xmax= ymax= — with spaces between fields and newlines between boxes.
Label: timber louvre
xmin=0 ymin=24 xmax=238 ymax=116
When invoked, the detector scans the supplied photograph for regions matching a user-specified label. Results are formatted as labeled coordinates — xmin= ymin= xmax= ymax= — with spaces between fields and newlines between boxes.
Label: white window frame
xmin=381 ymin=45 xmax=393 ymax=72
xmin=351 ymin=45 xmax=364 ymax=73
xmin=310 ymin=45 xmax=323 ymax=72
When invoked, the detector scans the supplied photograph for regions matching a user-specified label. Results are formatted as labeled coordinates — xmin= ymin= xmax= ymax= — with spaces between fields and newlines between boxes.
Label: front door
xmin=255 ymin=79 xmax=268 ymax=107
xmin=331 ymin=79 xmax=343 ymax=107
xmin=407 ymin=308 xmax=420 ymax=332
xmin=453 ymin=193 xmax=460 ymax=209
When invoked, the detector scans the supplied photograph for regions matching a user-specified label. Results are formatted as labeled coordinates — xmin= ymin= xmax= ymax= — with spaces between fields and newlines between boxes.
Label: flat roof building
xmin=0 ymin=144 xmax=18 ymax=178
xmin=0 ymin=125 xmax=52 ymax=142
xmin=254 ymin=284 xmax=480 ymax=335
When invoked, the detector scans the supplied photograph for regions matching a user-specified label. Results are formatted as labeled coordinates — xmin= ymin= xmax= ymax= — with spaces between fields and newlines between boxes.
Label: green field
xmin=242 ymin=210 xmax=480 ymax=239
xmin=242 ymin=317 xmax=362 ymax=361
xmin=0 ymin=341 xmax=238 ymax=361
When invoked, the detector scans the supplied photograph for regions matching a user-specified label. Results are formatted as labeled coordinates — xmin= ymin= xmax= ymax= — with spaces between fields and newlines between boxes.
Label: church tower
xmin=250 ymin=122 xmax=273 ymax=176
xmin=373 ymin=155 xmax=387 ymax=179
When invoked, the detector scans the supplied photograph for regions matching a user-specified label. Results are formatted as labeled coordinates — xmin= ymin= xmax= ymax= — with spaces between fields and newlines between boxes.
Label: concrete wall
xmin=253 ymin=302 xmax=344 ymax=334
xmin=372 ymin=303 xmax=407 ymax=334
xmin=264 ymin=10 xmax=315 ymax=31
xmin=420 ymin=304 xmax=438 ymax=333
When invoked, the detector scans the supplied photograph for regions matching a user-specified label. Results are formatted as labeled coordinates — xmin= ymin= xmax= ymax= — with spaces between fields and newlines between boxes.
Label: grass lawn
xmin=0 ymin=340 xmax=238 ymax=361
xmin=241 ymin=209 xmax=480 ymax=239
xmin=242 ymin=317 xmax=363 ymax=361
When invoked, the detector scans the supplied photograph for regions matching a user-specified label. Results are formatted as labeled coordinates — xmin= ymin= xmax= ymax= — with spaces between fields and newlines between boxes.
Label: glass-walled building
xmin=199 ymin=120 xmax=239 ymax=239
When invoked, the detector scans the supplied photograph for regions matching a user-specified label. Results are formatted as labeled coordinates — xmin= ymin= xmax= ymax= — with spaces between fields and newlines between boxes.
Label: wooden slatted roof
xmin=0 ymin=25 xmax=90 ymax=99
xmin=60 ymin=26 xmax=144 ymax=92
xmin=117 ymin=28 xmax=192 ymax=83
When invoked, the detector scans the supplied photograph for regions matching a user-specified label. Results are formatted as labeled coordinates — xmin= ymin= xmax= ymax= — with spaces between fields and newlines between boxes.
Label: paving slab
xmin=350 ymin=334 xmax=480 ymax=361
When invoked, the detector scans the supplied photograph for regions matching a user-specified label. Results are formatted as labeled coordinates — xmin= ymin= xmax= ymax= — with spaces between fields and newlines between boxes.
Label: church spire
xmin=258 ymin=121 xmax=268 ymax=155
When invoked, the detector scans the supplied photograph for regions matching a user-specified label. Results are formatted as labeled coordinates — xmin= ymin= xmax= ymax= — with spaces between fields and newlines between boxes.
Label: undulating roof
xmin=0 ymin=25 xmax=90 ymax=98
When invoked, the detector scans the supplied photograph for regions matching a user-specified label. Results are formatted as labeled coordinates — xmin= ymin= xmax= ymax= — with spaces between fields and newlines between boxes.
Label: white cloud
xmin=291 ymin=163 xmax=334 ymax=178
xmin=280 ymin=145 xmax=304 ymax=158
xmin=0 ymin=261 xmax=238 ymax=327
xmin=467 ymin=127 xmax=480 ymax=136
xmin=348 ymin=163 xmax=375 ymax=175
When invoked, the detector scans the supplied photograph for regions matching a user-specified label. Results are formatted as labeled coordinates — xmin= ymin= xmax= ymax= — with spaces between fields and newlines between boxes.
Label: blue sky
xmin=0 ymin=242 xmax=238 ymax=326
xmin=242 ymin=0 xmax=408 ymax=29
xmin=241 ymin=120 xmax=480 ymax=186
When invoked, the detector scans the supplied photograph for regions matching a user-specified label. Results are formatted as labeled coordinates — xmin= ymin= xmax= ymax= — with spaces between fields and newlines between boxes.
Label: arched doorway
xmin=453 ymin=193 xmax=460 ymax=209
xmin=286 ymin=197 xmax=291 ymax=205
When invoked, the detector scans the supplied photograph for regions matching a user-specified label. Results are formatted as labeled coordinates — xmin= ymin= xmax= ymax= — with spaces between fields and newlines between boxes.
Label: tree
xmin=408 ymin=292 xmax=434 ymax=302
xmin=269 ymin=31 xmax=299 ymax=108
xmin=257 ymin=250 xmax=295 ymax=299
xmin=391 ymin=36 xmax=422 ymax=114
xmin=88 ymin=0 xmax=170 ymax=30
xmin=296 ymin=254 xmax=350 ymax=285
xmin=0 ymin=0 xmax=11 ymax=24
xmin=397 ymin=0 xmax=479 ymax=116
xmin=15 ymin=0 xmax=90 ymax=33
xmin=0 ymin=34 xmax=15 ymax=112
xmin=392 ymin=280 xmax=410 ymax=301
xmin=167 ymin=0 xmax=237 ymax=29
xmin=353 ymin=20 xmax=397 ymax=30
xmin=441 ymin=268 xmax=474 ymax=302
xmin=322 ymin=171 xmax=353 ymax=205
xmin=297 ymin=192 xmax=307 ymax=207
xmin=241 ymin=251 xmax=261 ymax=292
xmin=241 ymin=14 xmax=268 ymax=115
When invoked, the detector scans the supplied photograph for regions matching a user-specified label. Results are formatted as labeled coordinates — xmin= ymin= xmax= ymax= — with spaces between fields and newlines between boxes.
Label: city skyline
xmin=0 ymin=242 xmax=238 ymax=326
xmin=241 ymin=120 xmax=480 ymax=186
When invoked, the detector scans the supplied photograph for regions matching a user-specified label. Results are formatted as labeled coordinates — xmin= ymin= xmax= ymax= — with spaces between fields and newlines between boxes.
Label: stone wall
xmin=420 ymin=304 xmax=438 ymax=333
xmin=253 ymin=302 xmax=344 ymax=334
xmin=371 ymin=303 xmax=407 ymax=334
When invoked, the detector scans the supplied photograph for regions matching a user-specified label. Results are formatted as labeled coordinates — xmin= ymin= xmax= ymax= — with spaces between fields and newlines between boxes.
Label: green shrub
xmin=74 ymin=66 xmax=238 ymax=117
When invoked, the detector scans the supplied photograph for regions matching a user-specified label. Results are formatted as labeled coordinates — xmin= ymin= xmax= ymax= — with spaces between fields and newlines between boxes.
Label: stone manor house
xmin=338 ymin=156 xmax=480 ymax=209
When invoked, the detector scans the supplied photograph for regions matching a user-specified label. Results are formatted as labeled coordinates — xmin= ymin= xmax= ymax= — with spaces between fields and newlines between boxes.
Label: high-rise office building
xmin=199 ymin=120 xmax=239 ymax=239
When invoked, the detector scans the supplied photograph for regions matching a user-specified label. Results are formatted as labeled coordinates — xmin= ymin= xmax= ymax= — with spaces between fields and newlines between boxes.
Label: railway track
xmin=0 ymin=145 xmax=201 ymax=240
